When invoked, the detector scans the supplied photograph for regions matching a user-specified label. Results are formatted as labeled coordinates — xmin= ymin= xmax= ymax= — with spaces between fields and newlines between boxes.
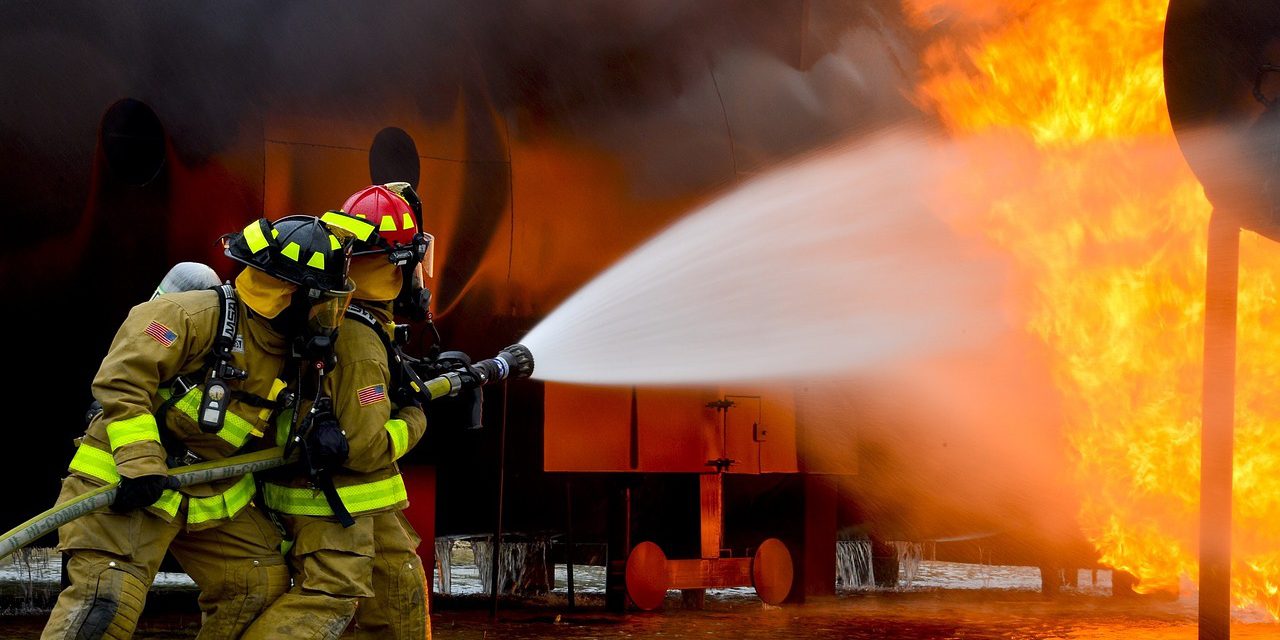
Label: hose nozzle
xmin=419 ymin=343 xmax=536 ymax=401
xmin=471 ymin=343 xmax=535 ymax=385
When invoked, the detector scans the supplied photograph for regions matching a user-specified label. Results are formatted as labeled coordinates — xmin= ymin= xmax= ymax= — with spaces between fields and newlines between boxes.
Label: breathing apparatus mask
xmin=324 ymin=183 xmax=434 ymax=321
xmin=291 ymin=279 xmax=355 ymax=368
xmin=384 ymin=182 xmax=435 ymax=321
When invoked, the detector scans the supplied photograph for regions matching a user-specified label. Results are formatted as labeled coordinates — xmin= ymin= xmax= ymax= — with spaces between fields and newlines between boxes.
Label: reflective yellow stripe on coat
xmin=385 ymin=418 xmax=410 ymax=459
xmin=105 ymin=414 xmax=161 ymax=450
xmin=187 ymin=474 xmax=256 ymax=525
xmin=262 ymin=474 xmax=408 ymax=516
xmin=67 ymin=445 xmax=181 ymax=517
xmin=159 ymin=387 xmax=260 ymax=448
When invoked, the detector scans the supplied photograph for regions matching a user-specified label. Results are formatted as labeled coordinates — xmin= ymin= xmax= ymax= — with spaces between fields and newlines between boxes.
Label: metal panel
xmin=543 ymin=383 xmax=632 ymax=472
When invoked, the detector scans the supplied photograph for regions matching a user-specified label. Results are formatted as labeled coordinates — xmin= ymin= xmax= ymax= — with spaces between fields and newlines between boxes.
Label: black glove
xmin=112 ymin=474 xmax=176 ymax=513
xmin=304 ymin=415 xmax=349 ymax=474
xmin=391 ymin=383 xmax=423 ymax=410
xmin=84 ymin=399 xmax=103 ymax=426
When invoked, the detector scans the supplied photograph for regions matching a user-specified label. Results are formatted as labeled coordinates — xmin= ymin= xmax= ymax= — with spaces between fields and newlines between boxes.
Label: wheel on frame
xmin=751 ymin=537 xmax=794 ymax=605
xmin=625 ymin=541 xmax=669 ymax=611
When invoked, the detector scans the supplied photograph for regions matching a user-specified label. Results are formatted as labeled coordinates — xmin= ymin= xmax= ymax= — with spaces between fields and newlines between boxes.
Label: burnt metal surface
xmin=0 ymin=1 xmax=1092 ymax=579
xmin=0 ymin=0 xmax=920 ymax=538
xmin=1165 ymin=0 xmax=1280 ymax=235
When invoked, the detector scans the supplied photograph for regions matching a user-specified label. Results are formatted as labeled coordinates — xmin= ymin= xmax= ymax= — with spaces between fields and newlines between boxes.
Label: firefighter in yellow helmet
xmin=243 ymin=184 xmax=433 ymax=640
xmin=42 ymin=215 xmax=355 ymax=640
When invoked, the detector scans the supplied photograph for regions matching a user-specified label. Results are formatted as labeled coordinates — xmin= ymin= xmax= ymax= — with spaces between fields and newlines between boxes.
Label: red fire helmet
xmin=341 ymin=183 xmax=419 ymax=251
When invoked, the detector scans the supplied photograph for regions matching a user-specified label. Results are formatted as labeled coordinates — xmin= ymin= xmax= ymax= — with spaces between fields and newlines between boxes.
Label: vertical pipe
xmin=1199 ymin=209 xmax=1239 ymax=640
xmin=699 ymin=474 xmax=724 ymax=559
xmin=490 ymin=381 xmax=509 ymax=619
xmin=629 ymin=386 xmax=639 ymax=470
xmin=605 ymin=481 xmax=631 ymax=613
xmin=566 ymin=478 xmax=575 ymax=609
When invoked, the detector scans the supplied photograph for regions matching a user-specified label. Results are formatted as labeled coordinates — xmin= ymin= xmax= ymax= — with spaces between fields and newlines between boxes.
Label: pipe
xmin=490 ymin=380 xmax=509 ymax=618
xmin=1199 ymin=208 xmax=1238 ymax=640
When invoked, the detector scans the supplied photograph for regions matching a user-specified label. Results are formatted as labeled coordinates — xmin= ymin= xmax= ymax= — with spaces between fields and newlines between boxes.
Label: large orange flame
xmin=906 ymin=0 xmax=1280 ymax=617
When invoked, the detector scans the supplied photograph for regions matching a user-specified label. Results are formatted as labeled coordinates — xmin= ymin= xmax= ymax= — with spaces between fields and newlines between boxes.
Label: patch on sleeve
xmin=144 ymin=321 xmax=178 ymax=348
xmin=356 ymin=384 xmax=387 ymax=406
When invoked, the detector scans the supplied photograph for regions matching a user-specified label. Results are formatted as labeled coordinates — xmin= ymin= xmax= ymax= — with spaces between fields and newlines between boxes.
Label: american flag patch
xmin=145 ymin=321 xmax=178 ymax=348
xmin=357 ymin=384 xmax=386 ymax=406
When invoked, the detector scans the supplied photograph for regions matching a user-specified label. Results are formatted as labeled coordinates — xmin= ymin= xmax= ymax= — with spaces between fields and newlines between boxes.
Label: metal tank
xmin=1164 ymin=2 xmax=1280 ymax=636
xmin=0 ymin=0 xmax=1091 ymax=609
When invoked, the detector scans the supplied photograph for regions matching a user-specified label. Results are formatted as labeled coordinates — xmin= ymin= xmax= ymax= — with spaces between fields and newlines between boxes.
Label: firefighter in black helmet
xmin=246 ymin=185 xmax=434 ymax=640
xmin=42 ymin=215 xmax=354 ymax=640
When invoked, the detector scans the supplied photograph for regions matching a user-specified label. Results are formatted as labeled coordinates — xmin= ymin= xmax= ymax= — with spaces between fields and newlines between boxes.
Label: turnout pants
xmin=243 ymin=510 xmax=429 ymax=640
xmin=353 ymin=510 xmax=430 ymax=640
xmin=41 ymin=476 xmax=288 ymax=640
xmin=241 ymin=514 xmax=373 ymax=640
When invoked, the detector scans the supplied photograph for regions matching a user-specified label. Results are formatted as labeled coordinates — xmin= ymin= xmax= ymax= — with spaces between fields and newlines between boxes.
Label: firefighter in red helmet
xmin=42 ymin=215 xmax=355 ymax=640
xmin=244 ymin=184 xmax=433 ymax=640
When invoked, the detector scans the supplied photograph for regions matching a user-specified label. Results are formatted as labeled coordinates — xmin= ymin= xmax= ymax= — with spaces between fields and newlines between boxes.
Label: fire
xmin=906 ymin=0 xmax=1280 ymax=617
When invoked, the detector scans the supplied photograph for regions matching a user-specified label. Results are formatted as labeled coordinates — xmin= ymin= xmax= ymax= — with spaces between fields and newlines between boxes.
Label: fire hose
xmin=0 ymin=344 xmax=535 ymax=561
xmin=0 ymin=446 xmax=292 ymax=562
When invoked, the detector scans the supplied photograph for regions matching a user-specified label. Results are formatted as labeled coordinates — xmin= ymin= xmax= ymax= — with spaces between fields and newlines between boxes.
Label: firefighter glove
xmin=391 ymin=383 xmax=423 ymax=410
xmin=112 ymin=474 xmax=176 ymax=513
xmin=305 ymin=416 xmax=349 ymax=474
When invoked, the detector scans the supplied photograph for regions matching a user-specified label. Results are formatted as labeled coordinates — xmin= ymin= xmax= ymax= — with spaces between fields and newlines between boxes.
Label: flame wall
xmin=906 ymin=0 xmax=1280 ymax=617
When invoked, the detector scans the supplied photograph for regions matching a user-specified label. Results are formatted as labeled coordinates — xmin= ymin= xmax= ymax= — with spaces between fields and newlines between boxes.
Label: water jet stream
xmin=522 ymin=127 xmax=1009 ymax=386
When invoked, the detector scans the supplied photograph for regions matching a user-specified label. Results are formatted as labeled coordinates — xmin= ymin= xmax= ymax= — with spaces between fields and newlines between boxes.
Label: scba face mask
xmin=306 ymin=286 xmax=355 ymax=340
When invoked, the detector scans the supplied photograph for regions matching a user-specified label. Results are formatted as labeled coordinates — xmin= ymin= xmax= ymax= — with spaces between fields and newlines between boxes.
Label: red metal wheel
xmin=625 ymin=541 xmax=669 ymax=611
xmin=751 ymin=537 xmax=794 ymax=605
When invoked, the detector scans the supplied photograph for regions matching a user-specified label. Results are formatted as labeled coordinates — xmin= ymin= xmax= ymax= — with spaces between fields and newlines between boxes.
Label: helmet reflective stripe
xmin=321 ymin=210 xmax=377 ymax=242
xmin=243 ymin=219 xmax=272 ymax=254
xmin=225 ymin=215 xmax=353 ymax=295
xmin=339 ymin=185 xmax=419 ymax=252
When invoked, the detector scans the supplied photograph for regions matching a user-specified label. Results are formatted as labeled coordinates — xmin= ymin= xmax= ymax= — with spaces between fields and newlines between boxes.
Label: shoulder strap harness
xmin=344 ymin=303 xmax=435 ymax=404
xmin=195 ymin=284 xmax=247 ymax=433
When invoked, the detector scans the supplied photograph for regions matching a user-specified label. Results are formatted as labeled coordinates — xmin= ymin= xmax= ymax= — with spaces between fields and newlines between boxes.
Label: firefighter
xmin=243 ymin=184 xmax=433 ymax=640
xmin=42 ymin=215 xmax=355 ymax=640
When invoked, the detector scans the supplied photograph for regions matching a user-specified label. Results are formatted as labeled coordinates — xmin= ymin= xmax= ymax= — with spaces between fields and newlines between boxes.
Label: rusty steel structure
xmin=1165 ymin=1 xmax=1280 ymax=637
xmin=1 ymin=0 xmax=1101 ymax=612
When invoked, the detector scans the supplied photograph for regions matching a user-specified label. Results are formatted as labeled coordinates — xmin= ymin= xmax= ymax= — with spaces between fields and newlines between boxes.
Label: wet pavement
xmin=430 ymin=593 xmax=1280 ymax=640
xmin=3 ymin=550 xmax=1277 ymax=638
xmin=3 ymin=590 xmax=1279 ymax=639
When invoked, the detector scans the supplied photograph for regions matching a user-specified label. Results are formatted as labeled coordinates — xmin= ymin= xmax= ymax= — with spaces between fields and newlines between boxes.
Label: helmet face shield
xmin=305 ymin=283 xmax=355 ymax=338
xmin=411 ymin=259 xmax=427 ymax=292
xmin=419 ymin=232 xmax=434 ymax=279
